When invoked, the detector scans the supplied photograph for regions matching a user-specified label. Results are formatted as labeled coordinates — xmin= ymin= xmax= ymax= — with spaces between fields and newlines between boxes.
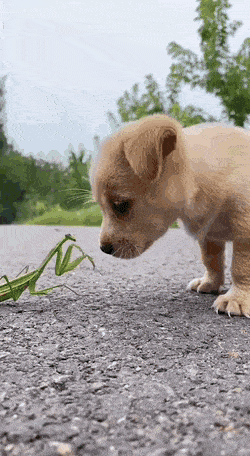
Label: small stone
xmin=49 ymin=441 xmax=74 ymax=456
xmin=0 ymin=351 xmax=10 ymax=359
xmin=4 ymin=444 xmax=14 ymax=452
xmin=40 ymin=382 xmax=49 ymax=390
xmin=149 ymin=449 xmax=171 ymax=456
xmin=0 ymin=392 xmax=6 ymax=401
xmin=89 ymin=382 xmax=103 ymax=392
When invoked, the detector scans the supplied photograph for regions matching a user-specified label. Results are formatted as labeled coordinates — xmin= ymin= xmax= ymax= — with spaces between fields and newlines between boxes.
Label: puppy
xmin=91 ymin=114 xmax=250 ymax=317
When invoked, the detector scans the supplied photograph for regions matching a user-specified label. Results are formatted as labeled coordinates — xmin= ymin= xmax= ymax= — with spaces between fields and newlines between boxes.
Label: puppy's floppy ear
xmin=123 ymin=126 xmax=177 ymax=182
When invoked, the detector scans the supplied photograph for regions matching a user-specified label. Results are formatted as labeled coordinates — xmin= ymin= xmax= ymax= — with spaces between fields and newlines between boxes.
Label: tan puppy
xmin=91 ymin=114 xmax=250 ymax=317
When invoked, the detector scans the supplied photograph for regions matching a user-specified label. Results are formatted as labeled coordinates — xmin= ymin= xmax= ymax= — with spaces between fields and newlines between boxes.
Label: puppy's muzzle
xmin=100 ymin=240 xmax=153 ymax=258
xmin=100 ymin=241 xmax=135 ymax=258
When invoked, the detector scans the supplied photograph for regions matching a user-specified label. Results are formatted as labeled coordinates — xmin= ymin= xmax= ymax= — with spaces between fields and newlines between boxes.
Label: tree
xmin=0 ymin=171 xmax=25 ymax=224
xmin=106 ymin=111 xmax=120 ymax=133
xmin=170 ymin=103 xmax=215 ymax=127
xmin=0 ymin=76 xmax=28 ymax=223
xmin=166 ymin=0 xmax=250 ymax=127
xmin=117 ymin=74 xmax=166 ymax=122
xmin=114 ymin=74 xmax=216 ymax=127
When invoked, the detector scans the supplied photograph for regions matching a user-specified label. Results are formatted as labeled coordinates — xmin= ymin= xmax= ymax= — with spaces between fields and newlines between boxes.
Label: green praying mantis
xmin=0 ymin=234 xmax=95 ymax=303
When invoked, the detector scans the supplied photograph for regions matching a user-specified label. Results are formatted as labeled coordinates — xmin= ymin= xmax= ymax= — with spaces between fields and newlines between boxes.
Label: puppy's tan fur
xmin=91 ymin=114 xmax=250 ymax=317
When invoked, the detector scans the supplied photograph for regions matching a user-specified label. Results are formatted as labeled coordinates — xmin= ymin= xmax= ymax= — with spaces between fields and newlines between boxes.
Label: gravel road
xmin=0 ymin=225 xmax=250 ymax=456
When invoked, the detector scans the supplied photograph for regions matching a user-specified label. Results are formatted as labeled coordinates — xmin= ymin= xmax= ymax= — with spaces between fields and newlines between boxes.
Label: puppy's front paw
xmin=187 ymin=276 xmax=222 ymax=294
xmin=212 ymin=287 xmax=250 ymax=317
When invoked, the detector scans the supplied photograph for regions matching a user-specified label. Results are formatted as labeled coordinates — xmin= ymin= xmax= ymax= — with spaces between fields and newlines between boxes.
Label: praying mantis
xmin=0 ymin=234 xmax=95 ymax=302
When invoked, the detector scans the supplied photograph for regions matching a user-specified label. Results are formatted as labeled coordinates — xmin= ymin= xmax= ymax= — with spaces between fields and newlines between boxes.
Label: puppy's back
xmin=183 ymin=123 xmax=250 ymax=176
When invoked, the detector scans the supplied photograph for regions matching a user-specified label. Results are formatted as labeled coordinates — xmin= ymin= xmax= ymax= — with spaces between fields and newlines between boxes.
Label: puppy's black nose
xmin=100 ymin=243 xmax=114 ymax=255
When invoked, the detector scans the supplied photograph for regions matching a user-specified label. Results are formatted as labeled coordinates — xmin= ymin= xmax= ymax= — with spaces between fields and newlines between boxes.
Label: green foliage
xmin=196 ymin=0 xmax=242 ymax=78
xmin=167 ymin=0 xmax=250 ymax=126
xmin=0 ymin=128 xmax=9 ymax=156
xmin=59 ymin=145 xmax=92 ymax=211
xmin=117 ymin=74 xmax=166 ymax=122
xmin=170 ymin=103 xmax=215 ymax=126
xmin=25 ymin=203 xmax=102 ymax=227
xmin=0 ymin=143 xmax=95 ymax=224
xmin=13 ymin=149 xmax=94 ymax=223
xmin=0 ymin=130 xmax=94 ymax=223
xmin=0 ymin=170 xmax=25 ymax=224
xmin=166 ymin=44 xmax=206 ymax=101
xmin=1 ymin=149 xmax=69 ymax=222
xmin=115 ymin=74 xmax=216 ymax=127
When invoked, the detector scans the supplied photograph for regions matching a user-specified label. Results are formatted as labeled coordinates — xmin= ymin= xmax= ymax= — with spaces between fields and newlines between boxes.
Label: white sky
xmin=1 ymin=0 xmax=250 ymax=163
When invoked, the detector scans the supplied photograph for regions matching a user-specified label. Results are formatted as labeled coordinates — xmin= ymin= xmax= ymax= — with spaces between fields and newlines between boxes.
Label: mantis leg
xmin=15 ymin=266 xmax=29 ymax=278
xmin=28 ymin=234 xmax=94 ymax=296
xmin=56 ymin=243 xmax=95 ymax=275
xmin=0 ymin=275 xmax=28 ymax=302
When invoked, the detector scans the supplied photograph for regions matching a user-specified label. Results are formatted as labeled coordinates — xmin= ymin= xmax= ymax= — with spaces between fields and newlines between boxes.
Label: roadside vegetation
xmin=25 ymin=204 xmax=102 ymax=227
xmin=0 ymin=0 xmax=249 ymax=226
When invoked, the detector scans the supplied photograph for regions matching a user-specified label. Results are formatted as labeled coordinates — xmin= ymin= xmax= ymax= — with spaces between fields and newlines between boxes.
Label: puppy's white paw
xmin=187 ymin=277 xmax=222 ymax=294
xmin=212 ymin=287 xmax=250 ymax=317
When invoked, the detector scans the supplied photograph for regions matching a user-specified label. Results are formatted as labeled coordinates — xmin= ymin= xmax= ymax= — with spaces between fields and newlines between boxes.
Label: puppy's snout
xmin=100 ymin=243 xmax=114 ymax=255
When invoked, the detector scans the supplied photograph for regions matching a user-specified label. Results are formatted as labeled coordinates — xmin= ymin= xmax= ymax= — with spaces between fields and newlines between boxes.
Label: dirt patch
xmin=0 ymin=226 xmax=250 ymax=455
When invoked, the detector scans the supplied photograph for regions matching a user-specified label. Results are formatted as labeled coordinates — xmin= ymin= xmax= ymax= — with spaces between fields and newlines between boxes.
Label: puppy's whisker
xmin=134 ymin=244 xmax=141 ymax=257
xmin=58 ymin=187 xmax=96 ymax=207
xmin=131 ymin=248 xmax=136 ymax=259
xmin=114 ymin=244 xmax=125 ymax=258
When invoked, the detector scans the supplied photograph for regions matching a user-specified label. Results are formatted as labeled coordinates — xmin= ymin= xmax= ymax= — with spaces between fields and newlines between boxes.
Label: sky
xmin=1 ymin=0 xmax=250 ymax=164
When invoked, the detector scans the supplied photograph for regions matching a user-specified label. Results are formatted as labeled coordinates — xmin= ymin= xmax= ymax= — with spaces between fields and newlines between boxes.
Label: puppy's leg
xmin=212 ymin=240 xmax=250 ymax=317
xmin=187 ymin=239 xmax=225 ymax=293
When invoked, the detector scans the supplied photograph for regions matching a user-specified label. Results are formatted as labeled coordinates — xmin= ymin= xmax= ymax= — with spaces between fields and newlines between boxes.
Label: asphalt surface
xmin=0 ymin=225 xmax=250 ymax=456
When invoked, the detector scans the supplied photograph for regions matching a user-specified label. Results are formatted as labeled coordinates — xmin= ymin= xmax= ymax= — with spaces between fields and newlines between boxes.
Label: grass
xmin=24 ymin=203 xmax=103 ymax=226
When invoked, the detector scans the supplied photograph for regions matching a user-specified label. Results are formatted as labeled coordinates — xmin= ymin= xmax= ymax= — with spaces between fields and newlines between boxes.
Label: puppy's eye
xmin=112 ymin=200 xmax=131 ymax=216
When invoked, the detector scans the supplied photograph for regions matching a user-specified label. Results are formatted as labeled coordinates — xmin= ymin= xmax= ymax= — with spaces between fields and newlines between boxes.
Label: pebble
xmin=49 ymin=441 xmax=74 ymax=456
